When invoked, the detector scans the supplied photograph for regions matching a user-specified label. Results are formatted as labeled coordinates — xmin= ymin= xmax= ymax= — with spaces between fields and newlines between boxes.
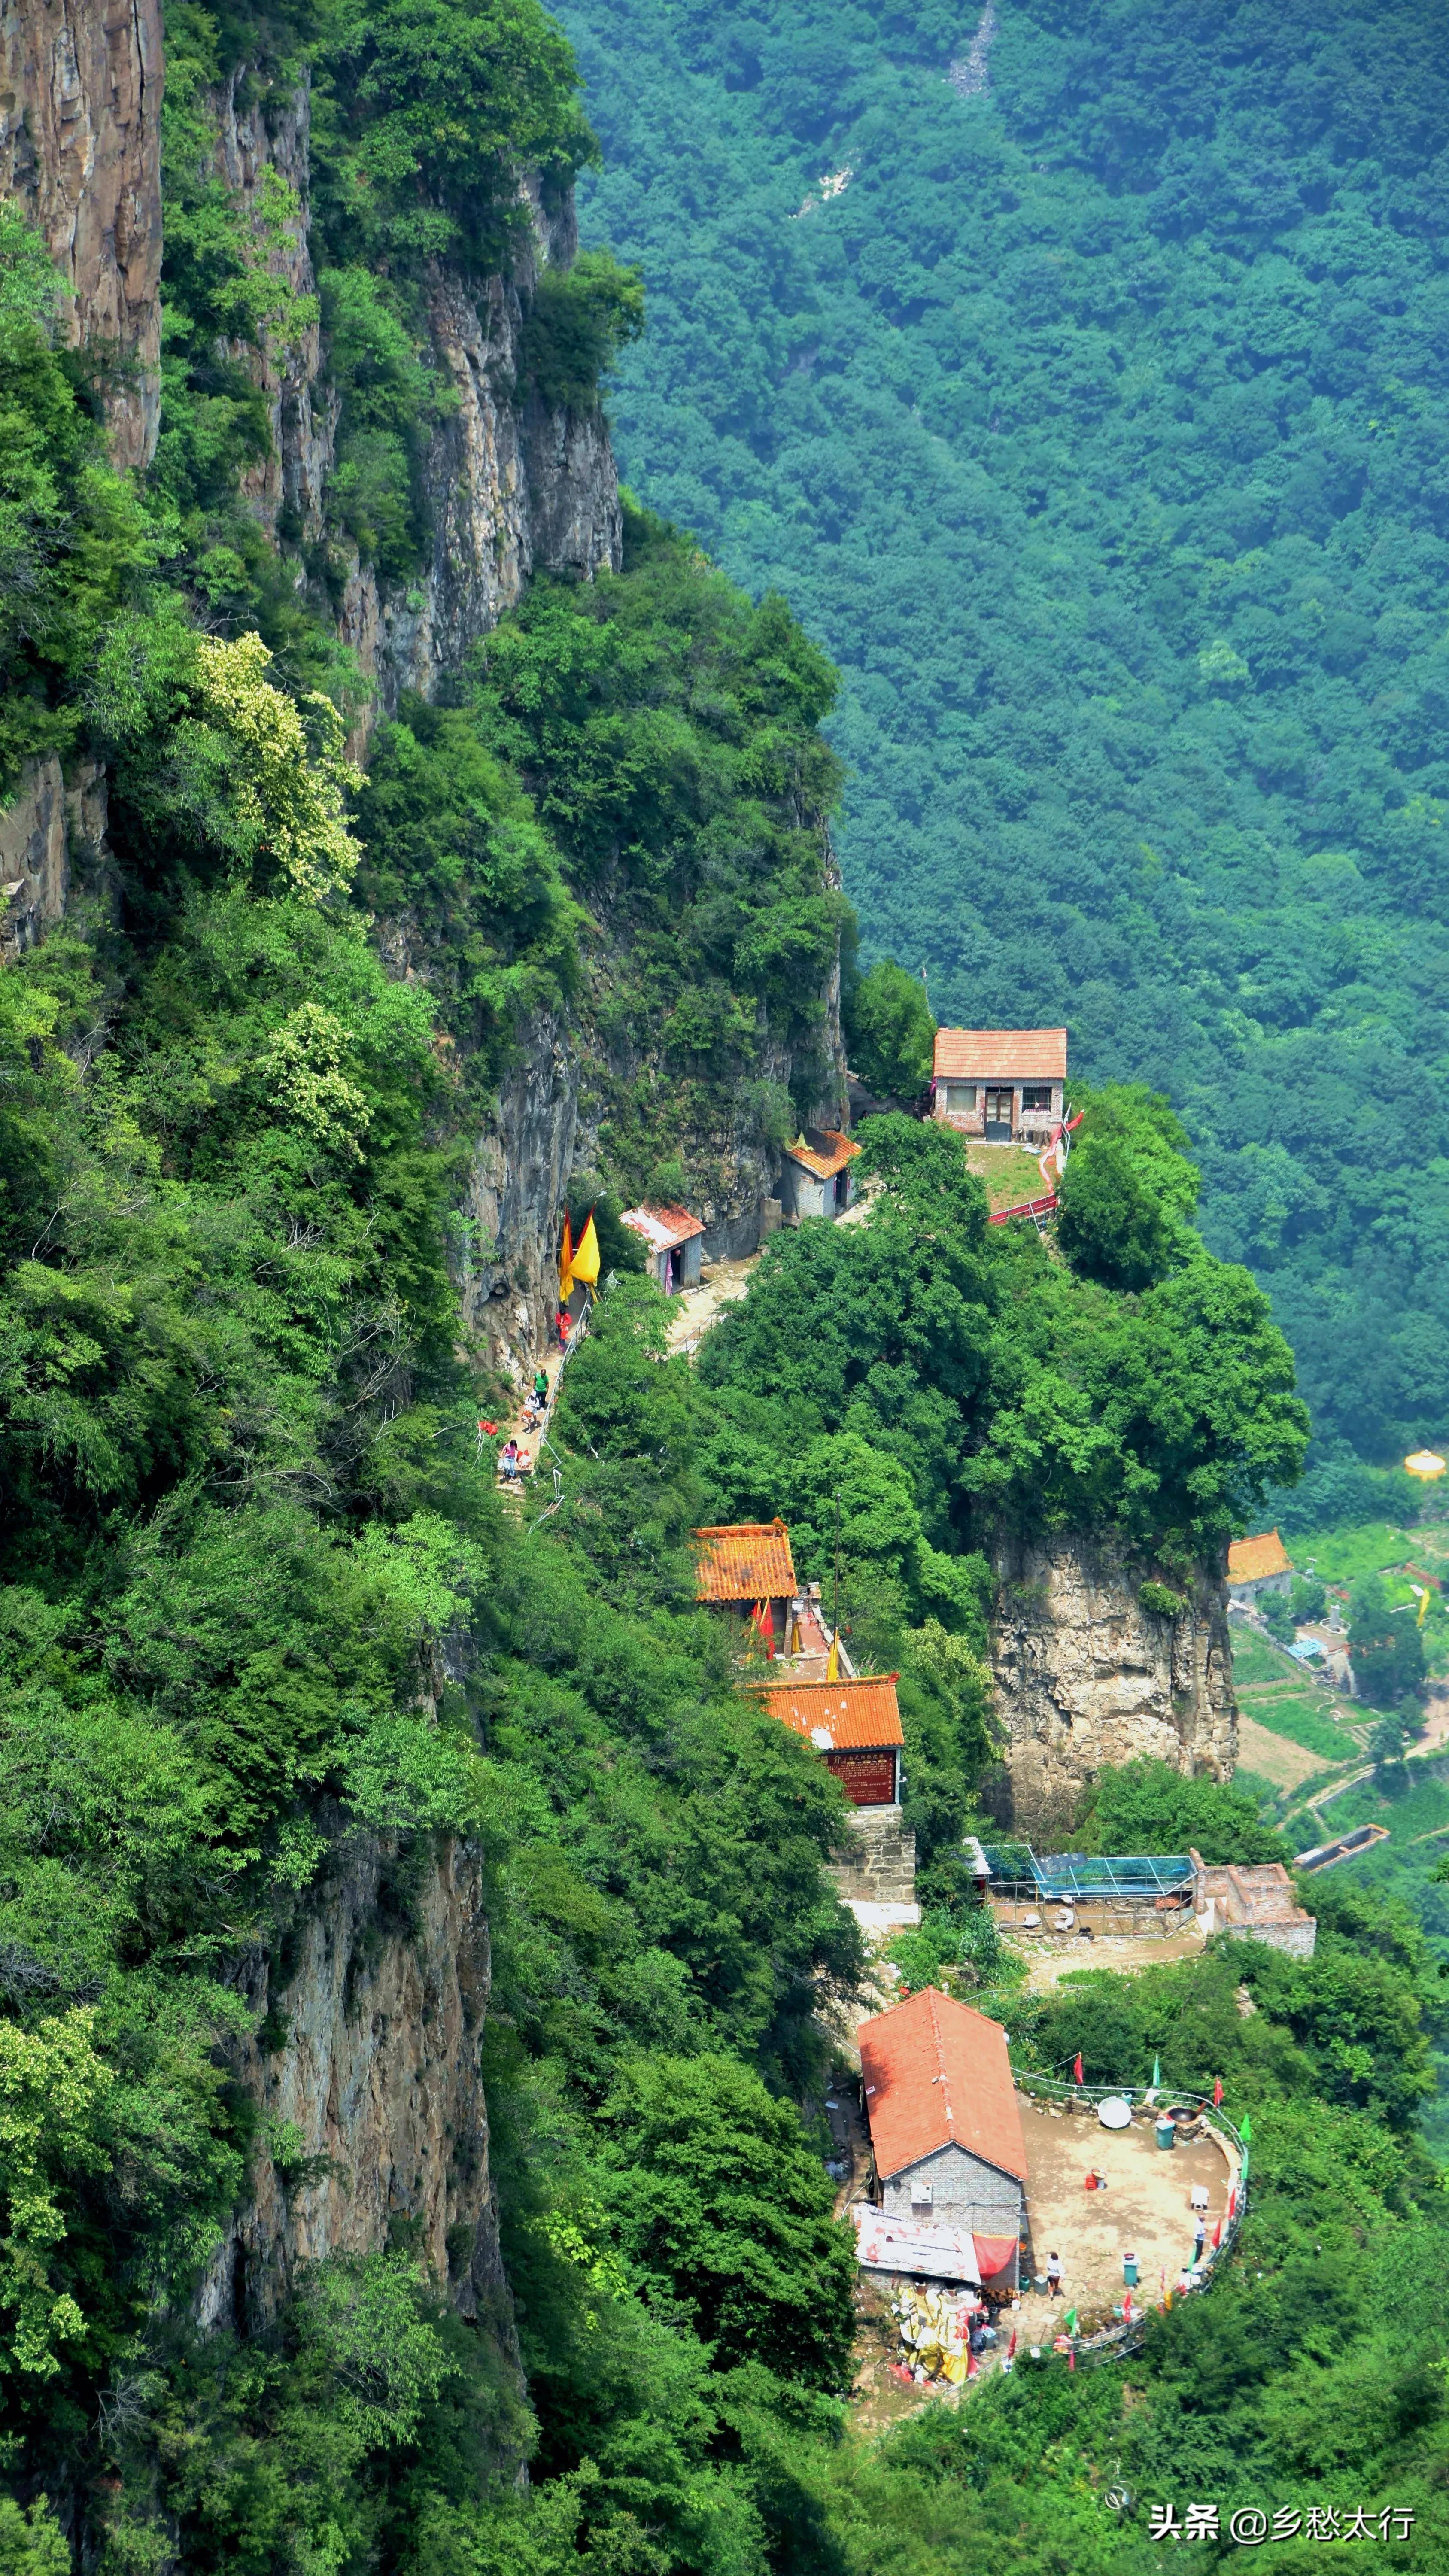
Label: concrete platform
xmin=1015 ymin=2097 xmax=1237 ymax=2343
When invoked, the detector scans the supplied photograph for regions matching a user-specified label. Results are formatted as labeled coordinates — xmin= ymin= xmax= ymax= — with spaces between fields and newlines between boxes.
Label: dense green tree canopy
xmin=561 ymin=0 xmax=1449 ymax=1473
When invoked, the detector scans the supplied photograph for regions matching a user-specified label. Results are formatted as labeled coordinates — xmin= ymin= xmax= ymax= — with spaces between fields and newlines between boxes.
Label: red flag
xmin=1073 ymin=2052 xmax=1084 ymax=2085
xmin=1227 ymin=2183 xmax=1238 ymax=2221
xmin=1212 ymin=2074 xmax=1224 ymax=2108
xmin=759 ymin=1597 xmax=775 ymax=1659
xmin=966 ymin=2346 xmax=978 ymax=2379
xmin=1007 ymin=2329 xmax=1018 ymax=2360
xmin=1066 ymin=2345 xmax=1075 ymax=2371
xmin=1122 ymin=2292 xmax=1132 ymax=2322
xmin=1211 ymin=2218 xmax=1222 ymax=2251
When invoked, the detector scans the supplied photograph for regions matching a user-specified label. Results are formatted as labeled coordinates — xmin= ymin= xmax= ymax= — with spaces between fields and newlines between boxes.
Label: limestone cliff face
xmin=203 ymin=70 xmax=620 ymax=723
xmin=454 ymin=1012 xmax=581 ymax=1388
xmin=990 ymin=1537 xmax=1237 ymax=1836
xmin=344 ymin=245 xmax=621 ymax=719
xmin=200 ymin=1829 xmax=527 ymax=2461
xmin=0 ymin=0 xmax=163 ymax=468
xmin=0 ymin=753 xmax=109 ymax=955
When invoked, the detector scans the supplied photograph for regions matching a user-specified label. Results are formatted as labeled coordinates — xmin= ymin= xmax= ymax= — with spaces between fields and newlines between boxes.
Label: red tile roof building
xmin=779 ymin=1127 xmax=862 ymax=1225
xmin=785 ymin=1128 xmax=861 ymax=1182
xmin=860 ymin=1988 xmax=1027 ymax=2186
xmin=858 ymin=1988 xmax=1027 ymax=2286
xmin=751 ymin=1673 xmax=903 ymax=1807
xmin=620 ymin=1202 xmax=705 ymax=1295
xmin=931 ymin=1029 xmax=1067 ymax=1143
xmin=1226 ymin=1529 xmax=1292 ymax=1592
xmin=693 ymin=1520 xmax=797 ymax=1604
xmin=620 ymin=1203 xmax=705 ymax=1252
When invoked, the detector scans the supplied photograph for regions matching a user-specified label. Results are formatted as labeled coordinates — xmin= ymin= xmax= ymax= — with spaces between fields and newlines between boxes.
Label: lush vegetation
xmin=6 ymin=0 xmax=1449 ymax=2565
xmin=562 ymin=0 xmax=1449 ymax=1479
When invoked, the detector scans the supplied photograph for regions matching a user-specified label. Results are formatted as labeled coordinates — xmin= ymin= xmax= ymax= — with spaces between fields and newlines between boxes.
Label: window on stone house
xmin=946 ymin=1082 xmax=976 ymax=1110
xmin=1021 ymin=1085 xmax=1052 ymax=1111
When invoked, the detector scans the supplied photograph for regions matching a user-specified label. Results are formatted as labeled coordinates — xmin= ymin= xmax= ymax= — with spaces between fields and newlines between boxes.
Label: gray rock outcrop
xmin=199 ymin=1829 xmax=528 ymax=2467
xmin=0 ymin=753 xmax=108 ymax=954
xmin=0 ymin=0 xmax=164 ymax=468
xmin=990 ymin=1537 xmax=1237 ymax=1838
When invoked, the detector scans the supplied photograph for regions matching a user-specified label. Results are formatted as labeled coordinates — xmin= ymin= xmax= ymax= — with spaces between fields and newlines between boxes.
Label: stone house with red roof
xmin=620 ymin=1201 xmax=705 ymax=1294
xmin=858 ymin=1987 xmax=1027 ymax=2284
xmin=1225 ymin=1529 xmax=1292 ymax=1604
xmin=780 ymin=1127 xmax=861 ymax=1222
xmin=932 ymin=1029 xmax=1066 ymax=1141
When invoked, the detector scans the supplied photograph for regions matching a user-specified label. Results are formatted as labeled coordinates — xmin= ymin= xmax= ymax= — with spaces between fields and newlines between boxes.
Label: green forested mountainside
xmin=559 ymin=0 xmax=1449 ymax=1476
xmin=3 ymin=0 xmax=1448 ymax=2564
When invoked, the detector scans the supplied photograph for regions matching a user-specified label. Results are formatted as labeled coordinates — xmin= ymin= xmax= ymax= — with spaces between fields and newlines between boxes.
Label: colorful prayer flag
xmin=1063 ymin=2307 xmax=1078 ymax=2333
xmin=1211 ymin=2218 xmax=1222 ymax=2251
xmin=1151 ymin=2054 xmax=1161 ymax=2089
xmin=826 ymin=1632 xmax=839 ymax=1681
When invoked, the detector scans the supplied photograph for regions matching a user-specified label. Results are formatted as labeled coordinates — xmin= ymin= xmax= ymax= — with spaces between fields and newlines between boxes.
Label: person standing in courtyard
xmin=1046 ymin=2254 xmax=1063 ymax=2298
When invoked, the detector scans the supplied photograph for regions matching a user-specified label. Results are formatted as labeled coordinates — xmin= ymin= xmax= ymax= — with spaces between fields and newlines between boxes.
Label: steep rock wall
xmin=0 ymin=753 xmax=109 ymax=954
xmin=990 ymin=1537 xmax=1237 ymax=1836
xmin=0 ymin=0 xmax=163 ymax=468
xmin=454 ymin=1012 xmax=580 ymax=1388
xmin=200 ymin=1829 xmax=528 ymax=2464
xmin=348 ymin=255 xmax=620 ymax=717
xmin=206 ymin=70 xmax=620 ymax=722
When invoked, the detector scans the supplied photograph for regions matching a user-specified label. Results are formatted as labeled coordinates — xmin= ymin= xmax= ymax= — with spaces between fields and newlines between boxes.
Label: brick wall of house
xmin=932 ymin=1079 xmax=1063 ymax=1137
xmin=881 ymin=2142 xmax=1023 ymax=2235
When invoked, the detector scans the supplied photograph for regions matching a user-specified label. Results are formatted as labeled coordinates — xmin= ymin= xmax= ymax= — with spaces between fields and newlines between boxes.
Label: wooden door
xmin=984 ymin=1088 xmax=1013 ymax=1140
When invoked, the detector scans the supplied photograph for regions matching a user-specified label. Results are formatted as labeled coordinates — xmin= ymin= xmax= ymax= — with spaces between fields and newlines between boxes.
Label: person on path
xmin=556 ymin=1306 xmax=571 ymax=1350
xmin=1046 ymin=2254 xmax=1063 ymax=2298
xmin=534 ymin=1367 xmax=549 ymax=1402
xmin=1192 ymin=2215 xmax=1207 ymax=2265
xmin=500 ymin=1438 xmax=521 ymax=1480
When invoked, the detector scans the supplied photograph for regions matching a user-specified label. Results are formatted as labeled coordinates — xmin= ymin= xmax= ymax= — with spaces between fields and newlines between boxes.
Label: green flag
xmin=1151 ymin=2055 xmax=1161 ymax=2089
xmin=1239 ymin=2112 xmax=1252 ymax=2143
xmin=1063 ymin=2307 xmax=1078 ymax=2333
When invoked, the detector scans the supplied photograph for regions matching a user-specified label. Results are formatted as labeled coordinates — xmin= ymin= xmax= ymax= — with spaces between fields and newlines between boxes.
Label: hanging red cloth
xmin=1072 ymin=2052 xmax=1084 ymax=2085
xmin=973 ymin=2235 xmax=1018 ymax=2284
xmin=1211 ymin=2217 xmax=1223 ymax=2251
xmin=757 ymin=1596 xmax=775 ymax=1659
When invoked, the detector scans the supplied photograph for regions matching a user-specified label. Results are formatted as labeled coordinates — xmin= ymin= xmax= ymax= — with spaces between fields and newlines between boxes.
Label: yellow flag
xmin=826 ymin=1633 xmax=839 ymax=1681
xmin=571 ymin=1210 xmax=601 ymax=1288
xmin=559 ymin=1213 xmax=574 ymax=1298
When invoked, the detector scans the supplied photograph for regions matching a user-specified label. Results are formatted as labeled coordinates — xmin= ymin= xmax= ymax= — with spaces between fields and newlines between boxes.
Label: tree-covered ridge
xmin=559 ymin=0 xmax=1449 ymax=1478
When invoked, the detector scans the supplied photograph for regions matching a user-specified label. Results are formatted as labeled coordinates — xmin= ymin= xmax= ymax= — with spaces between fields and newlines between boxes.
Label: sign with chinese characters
xmin=1147 ymin=2506 xmax=1416 ymax=2546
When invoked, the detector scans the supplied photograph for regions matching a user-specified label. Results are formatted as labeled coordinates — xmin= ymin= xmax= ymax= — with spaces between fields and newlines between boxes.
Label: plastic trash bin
xmin=1123 ymin=2254 xmax=1139 ymax=2287
xmin=1155 ymin=2117 xmax=1176 ymax=2151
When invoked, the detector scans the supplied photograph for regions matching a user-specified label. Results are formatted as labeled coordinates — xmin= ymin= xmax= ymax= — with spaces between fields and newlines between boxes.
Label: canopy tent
xmin=980 ymin=1847 xmax=1195 ymax=1902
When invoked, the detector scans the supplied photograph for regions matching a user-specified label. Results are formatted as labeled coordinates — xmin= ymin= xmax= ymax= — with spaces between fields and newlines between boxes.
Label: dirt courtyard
xmin=1015 ymin=2097 xmax=1236 ymax=2347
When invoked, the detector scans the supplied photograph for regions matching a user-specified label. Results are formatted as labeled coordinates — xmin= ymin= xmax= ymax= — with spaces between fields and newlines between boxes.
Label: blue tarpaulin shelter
xmin=979 ymin=1847 xmax=1195 ymax=1902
